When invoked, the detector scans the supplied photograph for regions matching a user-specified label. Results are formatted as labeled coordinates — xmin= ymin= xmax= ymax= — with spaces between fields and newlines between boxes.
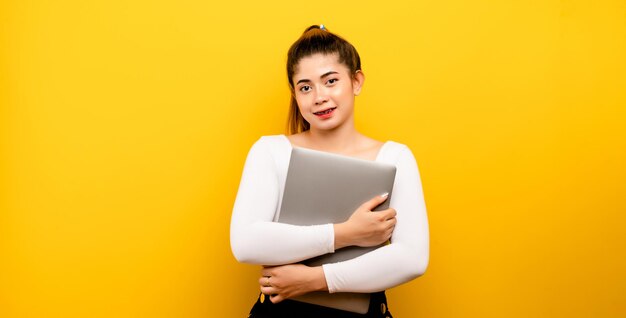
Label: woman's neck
xmin=305 ymin=122 xmax=361 ymax=153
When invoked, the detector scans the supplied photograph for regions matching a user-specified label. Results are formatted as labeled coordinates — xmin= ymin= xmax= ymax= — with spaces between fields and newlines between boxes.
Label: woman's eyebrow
xmin=296 ymin=71 xmax=339 ymax=85
xmin=320 ymin=71 xmax=339 ymax=78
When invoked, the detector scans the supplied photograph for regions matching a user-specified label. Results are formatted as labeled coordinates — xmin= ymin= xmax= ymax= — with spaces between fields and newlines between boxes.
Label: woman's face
xmin=292 ymin=53 xmax=363 ymax=132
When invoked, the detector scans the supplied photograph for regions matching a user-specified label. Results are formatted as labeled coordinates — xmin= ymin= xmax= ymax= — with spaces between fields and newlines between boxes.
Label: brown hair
xmin=286 ymin=25 xmax=362 ymax=134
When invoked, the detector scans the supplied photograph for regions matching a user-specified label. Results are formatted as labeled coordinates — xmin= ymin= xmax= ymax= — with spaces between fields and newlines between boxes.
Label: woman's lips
xmin=314 ymin=107 xmax=336 ymax=119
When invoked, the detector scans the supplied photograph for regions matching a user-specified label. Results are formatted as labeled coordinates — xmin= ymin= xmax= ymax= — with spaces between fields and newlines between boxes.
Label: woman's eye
xmin=327 ymin=78 xmax=338 ymax=85
xmin=299 ymin=85 xmax=311 ymax=92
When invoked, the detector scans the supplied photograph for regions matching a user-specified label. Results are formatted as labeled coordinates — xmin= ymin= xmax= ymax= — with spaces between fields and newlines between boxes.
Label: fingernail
xmin=380 ymin=192 xmax=389 ymax=198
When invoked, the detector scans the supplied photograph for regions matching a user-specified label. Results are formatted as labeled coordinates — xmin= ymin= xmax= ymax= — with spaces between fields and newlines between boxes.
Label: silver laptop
xmin=277 ymin=146 xmax=397 ymax=314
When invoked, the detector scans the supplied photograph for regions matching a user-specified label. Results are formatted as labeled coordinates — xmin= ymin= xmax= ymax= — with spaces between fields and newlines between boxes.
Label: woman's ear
xmin=352 ymin=70 xmax=365 ymax=96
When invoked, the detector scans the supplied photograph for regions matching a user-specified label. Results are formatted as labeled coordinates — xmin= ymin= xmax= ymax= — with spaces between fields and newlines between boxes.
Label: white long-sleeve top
xmin=230 ymin=134 xmax=429 ymax=293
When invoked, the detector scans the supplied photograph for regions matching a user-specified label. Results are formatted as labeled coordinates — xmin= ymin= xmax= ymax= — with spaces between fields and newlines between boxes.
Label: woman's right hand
xmin=333 ymin=193 xmax=397 ymax=249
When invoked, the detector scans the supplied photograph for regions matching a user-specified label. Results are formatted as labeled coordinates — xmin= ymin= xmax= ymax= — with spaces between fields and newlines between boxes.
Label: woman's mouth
xmin=314 ymin=107 xmax=336 ymax=118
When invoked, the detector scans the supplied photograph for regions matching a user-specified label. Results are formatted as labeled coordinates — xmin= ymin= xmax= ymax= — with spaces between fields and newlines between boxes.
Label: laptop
xmin=277 ymin=146 xmax=397 ymax=314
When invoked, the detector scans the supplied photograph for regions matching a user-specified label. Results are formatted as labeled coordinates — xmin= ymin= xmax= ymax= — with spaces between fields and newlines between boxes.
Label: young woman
xmin=230 ymin=25 xmax=430 ymax=318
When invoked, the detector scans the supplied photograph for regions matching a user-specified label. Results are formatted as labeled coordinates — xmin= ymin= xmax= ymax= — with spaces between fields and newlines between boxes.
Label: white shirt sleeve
xmin=230 ymin=137 xmax=336 ymax=265
xmin=322 ymin=145 xmax=430 ymax=293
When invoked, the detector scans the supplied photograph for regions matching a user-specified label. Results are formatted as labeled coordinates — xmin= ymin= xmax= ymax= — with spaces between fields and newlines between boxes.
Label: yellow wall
xmin=1 ymin=1 xmax=625 ymax=317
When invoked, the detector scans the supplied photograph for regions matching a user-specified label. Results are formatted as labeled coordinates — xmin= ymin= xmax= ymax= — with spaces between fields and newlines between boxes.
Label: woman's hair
xmin=286 ymin=25 xmax=362 ymax=134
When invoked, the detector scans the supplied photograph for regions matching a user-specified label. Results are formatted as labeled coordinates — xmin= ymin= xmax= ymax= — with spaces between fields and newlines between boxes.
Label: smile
xmin=314 ymin=107 xmax=337 ymax=116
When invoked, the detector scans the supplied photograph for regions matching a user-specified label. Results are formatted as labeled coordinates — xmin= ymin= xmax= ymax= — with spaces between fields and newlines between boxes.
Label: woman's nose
xmin=314 ymin=89 xmax=329 ymax=105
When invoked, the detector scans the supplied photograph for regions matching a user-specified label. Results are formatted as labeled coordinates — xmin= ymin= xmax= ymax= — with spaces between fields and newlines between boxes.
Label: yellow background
xmin=1 ymin=0 xmax=625 ymax=317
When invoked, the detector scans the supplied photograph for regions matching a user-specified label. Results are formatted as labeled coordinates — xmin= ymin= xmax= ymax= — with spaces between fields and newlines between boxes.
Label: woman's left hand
xmin=259 ymin=264 xmax=327 ymax=303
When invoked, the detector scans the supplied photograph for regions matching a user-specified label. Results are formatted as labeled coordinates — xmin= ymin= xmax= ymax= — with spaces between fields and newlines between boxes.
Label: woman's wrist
xmin=308 ymin=266 xmax=328 ymax=292
xmin=333 ymin=222 xmax=353 ymax=250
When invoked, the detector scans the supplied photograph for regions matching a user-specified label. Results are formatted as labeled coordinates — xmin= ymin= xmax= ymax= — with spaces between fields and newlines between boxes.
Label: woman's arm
xmin=321 ymin=145 xmax=430 ymax=293
xmin=230 ymin=137 xmax=336 ymax=265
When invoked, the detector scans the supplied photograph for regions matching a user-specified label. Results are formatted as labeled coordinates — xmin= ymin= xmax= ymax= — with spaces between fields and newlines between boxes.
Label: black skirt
xmin=248 ymin=292 xmax=393 ymax=318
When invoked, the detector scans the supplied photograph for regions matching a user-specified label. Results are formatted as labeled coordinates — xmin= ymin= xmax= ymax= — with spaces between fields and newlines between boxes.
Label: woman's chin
xmin=311 ymin=124 xmax=343 ymax=132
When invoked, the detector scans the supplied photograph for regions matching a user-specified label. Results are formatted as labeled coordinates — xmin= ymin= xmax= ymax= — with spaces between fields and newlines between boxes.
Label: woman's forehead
xmin=293 ymin=53 xmax=349 ymax=79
